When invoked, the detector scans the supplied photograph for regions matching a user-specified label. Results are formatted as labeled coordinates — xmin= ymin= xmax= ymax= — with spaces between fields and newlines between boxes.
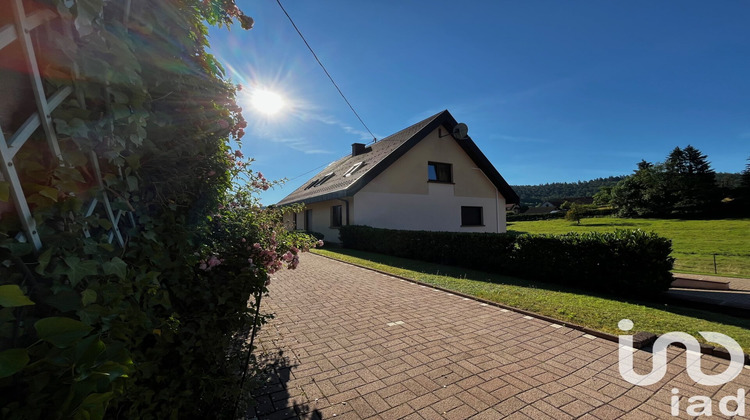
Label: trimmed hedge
xmin=339 ymin=226 xmax=674 ymax=297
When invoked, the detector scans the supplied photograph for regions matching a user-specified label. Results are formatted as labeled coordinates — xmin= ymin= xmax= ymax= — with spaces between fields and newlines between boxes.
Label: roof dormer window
xmin=344 ymin=162 xmax=364 ymax=177
xmin=317 ymin=172 xmax=335 ymax=186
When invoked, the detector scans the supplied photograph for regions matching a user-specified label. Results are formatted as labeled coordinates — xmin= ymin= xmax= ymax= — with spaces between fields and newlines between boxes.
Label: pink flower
xmin=199 ymin=262 xmax=208 ymax=271
xmin=241 ymin=238 xmax=246 ymax=243
xmin=253 ymin=243 xmax=261 ymax=249
xmin=317 ymin=240 xmax=324 ymax=247
xmin=207 ymin=255 xmax=223 ymax=268
xmin=234 ymin=150 xmax=243 ymax=158
xmin=208 ymin=170 xmax=216 ymax=176
xmin=289 ymin=255 xmax=300 ymax=269
xmin=282 ymin=251 xmax=293 ymax=262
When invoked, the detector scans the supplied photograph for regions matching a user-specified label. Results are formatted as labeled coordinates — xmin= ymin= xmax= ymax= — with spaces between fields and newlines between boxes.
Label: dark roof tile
xmin=277 ymin=110 xmax=519 ymax=205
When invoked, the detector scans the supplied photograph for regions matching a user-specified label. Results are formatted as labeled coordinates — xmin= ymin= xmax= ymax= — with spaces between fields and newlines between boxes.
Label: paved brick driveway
xmin=250 ymin=253 xmax=749 ymax=419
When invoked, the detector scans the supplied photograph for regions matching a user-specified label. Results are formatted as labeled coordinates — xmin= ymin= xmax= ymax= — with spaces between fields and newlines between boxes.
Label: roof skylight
xmin=344 ymin=162 xmax=363 ymax=177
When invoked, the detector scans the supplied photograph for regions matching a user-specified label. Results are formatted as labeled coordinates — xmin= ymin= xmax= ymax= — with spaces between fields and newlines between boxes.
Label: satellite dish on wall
xmin=452 ymin=123 xmax=468 ymax=140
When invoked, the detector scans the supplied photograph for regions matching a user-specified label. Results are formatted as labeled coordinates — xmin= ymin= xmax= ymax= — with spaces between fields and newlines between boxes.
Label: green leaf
xmin=63 ymin=256 xmax=99 ymax=286
xmin=36 ymin=248 xmax=53 ymax=274
xmin=110 ymin=90 xmax=128 ymax=104
xmin=102 ymin=257 xmax=127 ymax=280
xmin=111 ymin=104 xmax=131 ymax=121
xmin=0 ymin=181 xmax=9 ymax=202
xmin=0 ymin=285 xmax=35 ymax=307
xmin=0 ymin=348 xmax=29 ymax=378
xmin=74 ymin=335 xmax=105 ymax=367
xmin=38 ymin=186 xmax=59 ymax=202
xmin=45 ymin=290 xmax=83 ymax=312
xmin=126 ymin=175 xmax=138 ymax=191
xmin=35 ymin=317 xmax=93 ymax=348
xmin=81 ymin=289 xmax=97 ymax=306
xmin=0 ymin=241 xmax=33 ymax=256
xmin=124 ymin=154 xmax=141 ymax=171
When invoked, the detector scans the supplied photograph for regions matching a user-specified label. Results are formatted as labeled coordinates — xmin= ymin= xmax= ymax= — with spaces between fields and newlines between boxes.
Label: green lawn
xmin=313 ymin=248 xmax=750 ymax=353
xmin=508 ymin=217 xmax=750 ymax=278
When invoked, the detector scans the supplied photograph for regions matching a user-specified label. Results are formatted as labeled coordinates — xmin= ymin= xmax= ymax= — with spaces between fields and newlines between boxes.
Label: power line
xmin=287 ymin=153 xmax=348 ymax=182
xmin=275 ymin=0 xmax=377 ymax=142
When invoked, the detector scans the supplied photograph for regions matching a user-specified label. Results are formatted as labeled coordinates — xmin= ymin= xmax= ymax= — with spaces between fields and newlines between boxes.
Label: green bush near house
xmin=339 ymin=225 xmax=675 ymax=297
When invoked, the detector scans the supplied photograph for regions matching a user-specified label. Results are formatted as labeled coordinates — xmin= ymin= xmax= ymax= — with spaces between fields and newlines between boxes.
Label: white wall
xmin=353 ymin=190 xmax=504 ymax=233
xmin=352 ymin=125 xmax=508 ymax=234
xmin=288 ymin=199 xmax=350 ymax=244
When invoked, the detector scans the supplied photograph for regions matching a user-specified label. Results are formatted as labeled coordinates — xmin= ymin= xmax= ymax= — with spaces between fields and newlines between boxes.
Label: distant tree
xmin=610 ymin=161 xmax=673 ymax=217
xmin=664 ymin=145 xmax=717 ymax=214
xmin=739 ymin=158 xmax=750 ymax=202
xmin=565 ymin=203 xmax=584 ymax=225
xmin=593 ymin=186 xmax=613 ymax=206
xmin=512 ymin=176 xmax=625 ymax=206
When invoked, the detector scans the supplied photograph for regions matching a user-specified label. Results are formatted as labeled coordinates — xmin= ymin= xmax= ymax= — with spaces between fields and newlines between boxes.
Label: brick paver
xmin=248 ymin=254 xmax=750 ymax=419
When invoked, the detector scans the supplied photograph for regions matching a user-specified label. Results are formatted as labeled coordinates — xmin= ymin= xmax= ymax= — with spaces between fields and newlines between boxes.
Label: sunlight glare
xmin=251 ymin=90 xmax=284 ymax=115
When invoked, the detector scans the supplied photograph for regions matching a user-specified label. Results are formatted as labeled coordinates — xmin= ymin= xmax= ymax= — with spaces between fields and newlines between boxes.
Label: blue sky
xmin=208 ymin=1 xmax=750 ymax=205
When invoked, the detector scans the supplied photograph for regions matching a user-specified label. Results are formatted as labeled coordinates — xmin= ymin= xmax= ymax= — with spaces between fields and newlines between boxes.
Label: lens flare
xmin=251 ymin=90 xmax=284 ymax=115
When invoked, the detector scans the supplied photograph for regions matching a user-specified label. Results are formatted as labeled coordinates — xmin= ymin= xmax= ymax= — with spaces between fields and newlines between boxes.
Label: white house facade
xmin=277 ymin=110 xmax=519 ymax=243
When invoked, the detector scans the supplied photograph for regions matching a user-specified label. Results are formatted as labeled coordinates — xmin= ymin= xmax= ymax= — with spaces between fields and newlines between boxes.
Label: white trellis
xmin=0 ymin=0 xmax=135 ymax=252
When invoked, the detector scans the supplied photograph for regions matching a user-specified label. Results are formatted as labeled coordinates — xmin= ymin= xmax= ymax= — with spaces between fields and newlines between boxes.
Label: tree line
xmin=512 ymin=176 xmax=625 ymax=206
xmin=594 ymin=146 xmax=749 ymax=217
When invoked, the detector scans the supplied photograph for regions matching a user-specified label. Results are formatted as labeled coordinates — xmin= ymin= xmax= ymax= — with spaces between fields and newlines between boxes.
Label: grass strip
xmin=312 ymin=248 xmax=750 ymax=353
xmin=507 ymin=217 xmax=750 ymax=277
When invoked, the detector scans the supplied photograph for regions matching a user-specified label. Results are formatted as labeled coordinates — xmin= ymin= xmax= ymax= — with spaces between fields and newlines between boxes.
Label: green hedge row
xmin=339 ymin=226 xmax=675 ymax=297
xmin=507 ymin=212 xmax=565 ymax=221
xmin=508 ymin=207 xmax=616 ymax=222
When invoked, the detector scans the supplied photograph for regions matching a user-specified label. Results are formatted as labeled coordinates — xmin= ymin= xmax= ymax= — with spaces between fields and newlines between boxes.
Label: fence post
xmin=713 ymin=254 xmax=717 ymax=275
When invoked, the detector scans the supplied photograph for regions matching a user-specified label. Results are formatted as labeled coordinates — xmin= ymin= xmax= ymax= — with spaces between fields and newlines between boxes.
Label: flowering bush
xmin=0 ymin=1 xmax=316 ymax=418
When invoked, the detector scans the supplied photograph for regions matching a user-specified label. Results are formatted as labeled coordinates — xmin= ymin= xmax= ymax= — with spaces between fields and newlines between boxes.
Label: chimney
xmin=352 ymin=143 xmax=367 ymax=156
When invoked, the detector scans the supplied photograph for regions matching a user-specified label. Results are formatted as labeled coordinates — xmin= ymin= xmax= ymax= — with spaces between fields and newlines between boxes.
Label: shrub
xmin=339 ymin=226 xmax=674 ymax=297
xmin=305 ymin=231 xmax=325 ymax=241
xmin=507 ymin=212 xmax=565 ymax=221
xmin=0 ymin=1 xmax=317 ymax=419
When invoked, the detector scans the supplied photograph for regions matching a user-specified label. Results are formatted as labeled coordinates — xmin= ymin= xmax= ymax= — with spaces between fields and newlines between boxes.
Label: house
xmin=540 ymin=200 xmax=563 ymax=208
xmin=277 ymin=110 xmax=519 ymax=243
xmin=505 ymin=203 xmax=521 ymax=214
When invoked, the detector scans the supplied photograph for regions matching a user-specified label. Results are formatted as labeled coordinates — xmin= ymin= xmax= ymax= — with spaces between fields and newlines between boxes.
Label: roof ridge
xmin=375 ymin=110 xmax=447 ymax=143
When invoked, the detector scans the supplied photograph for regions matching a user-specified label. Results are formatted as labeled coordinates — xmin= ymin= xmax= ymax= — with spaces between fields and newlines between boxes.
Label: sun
xmin=251 ymin=89 xmax=284 ymax=115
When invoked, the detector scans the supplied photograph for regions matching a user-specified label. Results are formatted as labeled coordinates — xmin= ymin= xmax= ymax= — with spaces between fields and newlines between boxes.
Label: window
xmin=428 ymin=162 xmax=452 ymax=183
xmin=304 ymin=172 xmax=335 ymax=189
xmin=344 ymin=162 xmax=363 ymax=177
xmin=461 ymin=206 xmax=483 ymax=226
xmin=304 ymin=209 xmax=312 ymax=230
xmin=317 ymin=172 xmax=335 ymax=185
xmin=331 ymin=205 xmax=342 ymax=227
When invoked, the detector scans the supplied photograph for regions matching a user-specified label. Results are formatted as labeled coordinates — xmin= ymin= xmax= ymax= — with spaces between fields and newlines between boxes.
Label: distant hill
xmin=512 ymin=176 xmax=625 ymax=206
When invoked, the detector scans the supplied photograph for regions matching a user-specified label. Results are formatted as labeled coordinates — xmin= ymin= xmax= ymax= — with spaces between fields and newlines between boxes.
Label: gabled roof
xmin=277 ymin=110 xmax=519 ymax=206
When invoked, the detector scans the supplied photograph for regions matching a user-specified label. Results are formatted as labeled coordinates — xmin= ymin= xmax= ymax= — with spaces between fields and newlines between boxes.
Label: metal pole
xmin=713 ymin=254 xmax=717 ymax=274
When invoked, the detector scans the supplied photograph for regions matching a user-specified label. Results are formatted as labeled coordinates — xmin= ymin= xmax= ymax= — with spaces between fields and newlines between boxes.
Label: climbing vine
xmin=0 ymin=1 xmax=315 ymax=418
